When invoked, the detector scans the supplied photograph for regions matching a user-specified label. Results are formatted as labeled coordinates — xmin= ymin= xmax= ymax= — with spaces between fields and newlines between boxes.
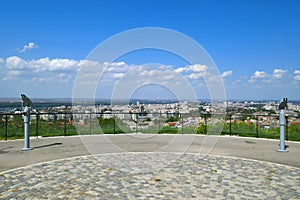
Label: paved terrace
xmin=0 ymin=134 xmax=300 ymax=199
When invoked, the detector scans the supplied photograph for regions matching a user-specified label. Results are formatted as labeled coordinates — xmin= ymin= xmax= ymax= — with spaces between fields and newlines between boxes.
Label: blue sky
xmin=0 ymin=0 xmax=299 ymax=100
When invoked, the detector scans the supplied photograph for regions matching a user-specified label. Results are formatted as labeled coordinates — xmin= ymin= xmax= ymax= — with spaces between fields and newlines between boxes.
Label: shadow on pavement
xmin=33 ymin=142 xmax=63 ymax=149
xmin=0 ymin=146 xmax=13 ymax=154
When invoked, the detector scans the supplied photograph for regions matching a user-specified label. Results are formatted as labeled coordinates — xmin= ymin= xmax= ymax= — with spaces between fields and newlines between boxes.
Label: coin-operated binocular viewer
xmin=278 ymin=98 xmax=288 ymax=152
xmin=21 ymin=94 xmax=33 ymax=151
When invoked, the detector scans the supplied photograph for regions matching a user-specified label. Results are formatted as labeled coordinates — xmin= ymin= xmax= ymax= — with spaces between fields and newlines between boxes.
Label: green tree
xmin=197 ymin=124 xmax=206 ymax=134
xmin=165 ymin=116 xmax=179 ymax=123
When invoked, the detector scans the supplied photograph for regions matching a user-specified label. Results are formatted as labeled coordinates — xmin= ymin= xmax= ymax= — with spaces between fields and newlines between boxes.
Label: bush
xmin=165 ymin=117 xmax=179 ymax=123
xmin=99 ymin=117 xmax=130 ymax=134
xmin=159 ymin=126 xmax=178 ymax=134
xmin=197 ymin=124 xmax=206 ymax=134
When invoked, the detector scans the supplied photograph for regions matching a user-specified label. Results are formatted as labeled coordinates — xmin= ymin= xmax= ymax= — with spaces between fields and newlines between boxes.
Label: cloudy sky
xmin=0 ymin=0 xmax=299 ymax=100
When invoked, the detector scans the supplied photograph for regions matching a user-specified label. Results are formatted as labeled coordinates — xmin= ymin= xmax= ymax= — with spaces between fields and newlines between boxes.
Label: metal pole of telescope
xmin=278 ymin=109 xmax=288 ymax=152
xmin=22 ymin=106 xmax=32 ymax=151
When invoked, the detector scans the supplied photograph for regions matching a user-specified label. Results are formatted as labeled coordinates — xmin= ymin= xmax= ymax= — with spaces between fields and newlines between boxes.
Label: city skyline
xmin=0 ymin=0 xmax=300 ymax=100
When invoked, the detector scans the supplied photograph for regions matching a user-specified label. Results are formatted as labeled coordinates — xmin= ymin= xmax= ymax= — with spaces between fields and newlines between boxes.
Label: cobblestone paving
xmin=1 ymin=153 xmax=300 ymax=199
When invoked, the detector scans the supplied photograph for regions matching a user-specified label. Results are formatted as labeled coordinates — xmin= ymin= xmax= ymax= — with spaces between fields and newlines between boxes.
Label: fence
xmin=0 ymin=112 xmax=299 ymax=141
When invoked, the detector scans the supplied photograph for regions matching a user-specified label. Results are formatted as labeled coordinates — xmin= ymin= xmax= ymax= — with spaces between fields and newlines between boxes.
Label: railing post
xmin=285 ymin=115 xmax=288 ymax=141
xmin=89 ymin=113 xmax=92 ymax=135
xmin=64 ymin=113 xmax=67 ymax=136
xmin=256 ymin=115 xmax=259 ymax=138
xmin=158 ymin=111 xmax=161 ymax=134
xmin=181 ymin=113 xmax=184 ymax=134
xmin=136 ymin=113 xmax=138 ymax=134
xmin=204 ymin=114 xmax=207 ymax=134
xmin=5 ymin=114 xmax=8 ymax=141
xmin=36 ymin=113 xmax=39 ymax=138
xmin=229 ymin=114 xmax=232 ymax=136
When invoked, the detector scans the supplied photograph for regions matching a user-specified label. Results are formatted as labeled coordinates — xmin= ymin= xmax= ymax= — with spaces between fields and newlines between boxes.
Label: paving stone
xmin=0 ymin=153 xmax=300 ymax=199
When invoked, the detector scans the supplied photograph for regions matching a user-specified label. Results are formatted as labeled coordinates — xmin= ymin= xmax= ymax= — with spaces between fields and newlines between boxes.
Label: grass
xmin=1 ymin=122 xmax=299 ymax=141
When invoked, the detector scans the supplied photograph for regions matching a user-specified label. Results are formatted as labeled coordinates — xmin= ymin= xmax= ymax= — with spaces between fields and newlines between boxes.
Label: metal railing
xmin=0 ymin=112 xmax=299 ymax=141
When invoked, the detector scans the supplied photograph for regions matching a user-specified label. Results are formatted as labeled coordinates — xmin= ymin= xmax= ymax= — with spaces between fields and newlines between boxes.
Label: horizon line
xmin=0 ymin=97 xmax=299 ymax=102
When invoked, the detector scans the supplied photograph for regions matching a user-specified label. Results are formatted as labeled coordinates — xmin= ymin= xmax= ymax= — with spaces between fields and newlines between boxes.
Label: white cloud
xmin=249 ymin=71 xmax=268 ymax=83
xmin=174 ymin=67 xmax=185 ymax=73
xmin=274 ymin=69 xmax=287 ymax=74
xmin=139 ymin=69 xmax=160 ymax=76
xmin=1 ymin=56 xmax=80 ymax=83
xmin=294 ymin=70 xmax=300 ymax=81
xmin=253 ymin=71 xmax=267 ymax=78
xmin=175 ymin=64 xmax=208 ymax=73
xmin=31 ymin=57 xmax=78 ymax=72
xmin=106 ymin=61 xmax=129 ymax=72
xmin=273 ymin=69 xmax=287 ymax=79
xmin=249 ymin=69 xmax=287 ymax=82
xmin=3 ymin=56 xmax=79 ymax=72
xmin=248 ymin=68 xmax=297 ymax=89
xmin=2 ymin=55 xmax=296 ymax=99
xmin=221 ymin=70 xmax=233 ymax=78
xmin=192 ymin=64 xmax=208 ymax=72
xmin=19 ymin=42 xmax=38 ymax=52
xmin=112 ymin=73 xmax=125 ymax=79
xmin=111 ymin=61 xmax=126 ymax=67
xmin=6 ymin=56 xmax=27 ymax=69
xmin=110 ymin=64 xmax=199 ymax=101
xmin=188 ymin=73 xmax=202 ymax=79
xmin=174 ymin=64 xmax=211 ymax=81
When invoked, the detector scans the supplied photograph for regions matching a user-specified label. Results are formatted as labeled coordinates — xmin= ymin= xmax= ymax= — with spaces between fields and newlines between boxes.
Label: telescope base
xmin=277 ymin=149 xmax=288 ymax=152
xmin=22 ymin=147 xmax=33 ymax=151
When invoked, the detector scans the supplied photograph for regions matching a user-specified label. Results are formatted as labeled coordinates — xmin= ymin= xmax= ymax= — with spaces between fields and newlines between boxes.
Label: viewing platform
xmin=1 ymin=134 xmax=300 ymax=199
